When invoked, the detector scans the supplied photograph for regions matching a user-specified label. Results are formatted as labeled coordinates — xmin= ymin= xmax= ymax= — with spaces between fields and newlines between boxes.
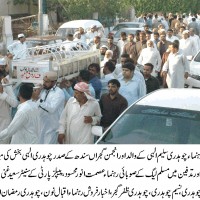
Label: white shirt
xmin=38 ymin=86 xmax=65 ymax=144
xmin=137 ymin=47 xmax=162 ymax=77
xmin=7 ymin=41 xmax=27 ymax=60
xmin=179 ymin=38 xmax=198 ymax=57
xmin=119 ymin=75 xmax=146 ymax=106
xmin=58 ymin=96 xmax=101 ymax=144
xmin=0 ymin=100 xmax=40 ymax=144
xmin=117 ymin=39 xmax=128 ymax=56
xmin=166 ymin=35 xmax=179 ymax=42
xmin=114 ymin=64 xmax=145 ymax=83
xmin=80 ymin=34 xmax=87 ymax=43
xmin=163 ymin=51 xmax=190 ymax=88
xmin=0 ymin=85 xmax=19 ymax=143
xmin=189 ymin=35 xmax=200 ymax=52
xmin=161 ymin=19 xmax=169 ymax=30
xmin=86 ymin=31 xmax=98 ymax=43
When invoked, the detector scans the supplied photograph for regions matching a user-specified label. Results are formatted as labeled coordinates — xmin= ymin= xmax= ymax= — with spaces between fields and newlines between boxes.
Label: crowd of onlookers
xmin=0 ymin=12 xmax=200 ymax=144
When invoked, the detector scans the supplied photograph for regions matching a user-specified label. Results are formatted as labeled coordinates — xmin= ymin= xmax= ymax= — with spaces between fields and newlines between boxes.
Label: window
xmin=99 ymin=105 xmax=200 ymax=144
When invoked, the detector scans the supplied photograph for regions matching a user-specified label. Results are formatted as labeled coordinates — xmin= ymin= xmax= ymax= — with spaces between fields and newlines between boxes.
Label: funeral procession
xmin=0 ymin=0 xmax=200 ymax=144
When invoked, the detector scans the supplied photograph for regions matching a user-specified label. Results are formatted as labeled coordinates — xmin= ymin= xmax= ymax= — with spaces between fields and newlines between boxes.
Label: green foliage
xmin=131 ymin=0 xmax=200 ymax=15
xmin=13 ymin=0 xmax=200 ymax=19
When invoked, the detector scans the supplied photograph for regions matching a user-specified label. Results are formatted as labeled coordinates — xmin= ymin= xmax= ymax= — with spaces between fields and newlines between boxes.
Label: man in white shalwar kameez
xmin=189 ymin=28 xmax=200 ymax=52
xmin=179 ymin=30 xmax=198 ymax=58
xmin=162 ymin=42 xmax=190 ymax=88
xmin=0 ymin=84 xmax=40 ymax=144
xmin=32 ymin=71 xmax=65 ymax=144
xmin=7 ymin=33 xmax=27 ymax=60
xmin=58 ymin=82 xmax=101 ymax=144
xmin=0 ymin=57 xmax=18 ymax=144
xmin=137 ymin=40 xmax=162 ymax=77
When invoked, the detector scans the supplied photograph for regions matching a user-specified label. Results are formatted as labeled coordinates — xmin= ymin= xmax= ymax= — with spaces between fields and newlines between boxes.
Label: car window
xmin=113 ymin=24 xmax=140 ymax=31
xmin=194 ymin=51 xmax=200 ymax=62
xmin=98 ymin=105 xmax=200 ymax=144
xmin=56 ymin=28 xmax=76 ymax=38
xmin=114 ymin=30 xmax=137 ymax=38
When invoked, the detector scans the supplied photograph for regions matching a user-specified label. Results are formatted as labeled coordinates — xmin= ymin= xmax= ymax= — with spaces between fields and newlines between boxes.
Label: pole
xmin=38 ymin=0 xmax=43 ymax=36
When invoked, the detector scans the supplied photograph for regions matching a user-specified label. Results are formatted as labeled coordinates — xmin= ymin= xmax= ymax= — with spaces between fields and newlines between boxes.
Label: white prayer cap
xmin=0 ymin=57 xmax=6 ymax=65
xmin=44 ymin=71 xmax=57 ymax=81
xmin=182 ymin=30 xmax=189 ymax=35
xmin=100 ymin=45 xmax=108 ymax=49
xmin=18 ymin=33 xmax=25 ymax=38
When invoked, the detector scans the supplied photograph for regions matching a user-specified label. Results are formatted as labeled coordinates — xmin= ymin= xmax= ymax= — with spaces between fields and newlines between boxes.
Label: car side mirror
xmin=91 ymin=126 xmax=103 ymax=137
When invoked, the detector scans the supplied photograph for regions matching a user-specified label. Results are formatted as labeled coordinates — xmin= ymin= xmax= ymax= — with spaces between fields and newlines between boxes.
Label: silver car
xmin=110 ymin=22 xmax=144 ymax=35
xmin=93 ymin=89 xmax=200 ymax=144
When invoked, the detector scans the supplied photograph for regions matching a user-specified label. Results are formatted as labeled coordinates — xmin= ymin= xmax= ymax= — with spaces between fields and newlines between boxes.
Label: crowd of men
xmin=0 ymin=12 xmax=200 ymax=144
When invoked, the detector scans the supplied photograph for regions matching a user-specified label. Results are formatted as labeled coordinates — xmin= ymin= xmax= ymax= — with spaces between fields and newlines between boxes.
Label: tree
xmin=13 ymin=0 xmax=200 ymax=20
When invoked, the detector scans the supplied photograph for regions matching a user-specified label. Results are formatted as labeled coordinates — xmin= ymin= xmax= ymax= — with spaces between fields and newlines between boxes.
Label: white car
xmin=93 ymin=89 xmax=200 ymax=144
xmin=110 ymin=22 xmax=144 ymax=35
xmin=189 ymin=50 xmax=200 ymax=80
xmin=55 ymin=20 xmax=105 ymax=40
xmin=185 ymin=50 xmax=200 ymax=88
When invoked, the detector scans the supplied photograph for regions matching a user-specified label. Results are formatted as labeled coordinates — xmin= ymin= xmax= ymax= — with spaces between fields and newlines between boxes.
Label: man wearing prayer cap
xmin=0 ymin=57 xmax=7 ymax=76
xmin=32 ymin=70 xmax=65 ymax=144
xmin=86 ymin=24 xmax=98 ymax=43
xmin=58 ymin=81 xmax=101 ymax=144
xmin=7 ymin=33 xmax=27 ymax=60
xmin=179 ymin=29 xmax=198 ymax=57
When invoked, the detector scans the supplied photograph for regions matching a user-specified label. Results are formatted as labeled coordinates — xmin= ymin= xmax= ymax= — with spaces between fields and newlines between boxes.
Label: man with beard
xmin=117 ymin=32 xmax=128 ymax=56
xmin=123 ymin=34 xmax=138 ymax=64
xmin=77 ymin=27 xmax=87 ymax=43
xmin=157 ymin=33 xmax=172 ymax=58
xmin=107 ymin=35 xmax=119 ymax=62
xmin=0 ymin=57 xmax=18 ymax=143
xmin=58 ymin=82 xmax=101 ymax=144
xmin=135 ymin=31 xmax=147 ymax=60
xmin=32 ymin=71 xmax=65 ymax=144
xmin=91 ymin=36 xmax=101 ymax=50
xmin=142 ymin=63 xmax=160 ymax=94
xmin=99 ymin=45 xmax=108 ymax=61
xmin=137 ymin=40 xmax=162 ymax=77
xmin=99 ymin=79 xmax=127 ymax=131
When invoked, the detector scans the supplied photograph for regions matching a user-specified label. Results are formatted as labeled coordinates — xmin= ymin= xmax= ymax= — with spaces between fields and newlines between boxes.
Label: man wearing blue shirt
xmin=119 ymin=62 xmax=146 ymax=106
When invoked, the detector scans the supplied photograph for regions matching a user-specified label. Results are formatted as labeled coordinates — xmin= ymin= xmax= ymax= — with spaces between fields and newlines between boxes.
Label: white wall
xmin=0 ymin=0 xmax=36 ymax=16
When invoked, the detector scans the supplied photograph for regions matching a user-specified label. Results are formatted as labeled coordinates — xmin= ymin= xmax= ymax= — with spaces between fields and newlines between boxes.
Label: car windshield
xmin=194 ymin=51 xmax=200 ymax=62
xmin=56 ymin=28 xmax=77 ymax=38
xmin=98 ymin=105 xmax=200 ymax=144
xmin=114 ymin=29 xmax=138 ymax=38
xmin=113 ymin=23 xmax=141 ymax=31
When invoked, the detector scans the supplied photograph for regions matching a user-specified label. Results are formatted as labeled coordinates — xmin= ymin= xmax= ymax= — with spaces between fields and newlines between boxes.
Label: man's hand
xmin=2 ymin=77 xmax=9 ymax=84
xmin=161 ymin=71 xmax=167 ymax=78
xmin=84 ymin=116 xmax=93 ymax=124
xmin=58 ymin=134 xmax=65 ymax=144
